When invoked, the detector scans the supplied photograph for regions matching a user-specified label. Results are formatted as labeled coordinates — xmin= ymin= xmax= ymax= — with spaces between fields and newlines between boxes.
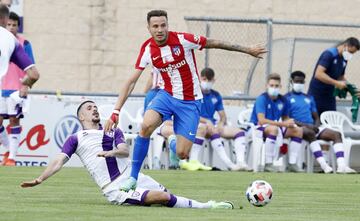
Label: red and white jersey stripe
xmin=135 ymin=31 xmax=206 ymax=100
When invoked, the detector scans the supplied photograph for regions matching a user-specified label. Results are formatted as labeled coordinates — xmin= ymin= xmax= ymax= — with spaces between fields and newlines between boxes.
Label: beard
xmin=92 ymin=118 xmax=100 ymax=123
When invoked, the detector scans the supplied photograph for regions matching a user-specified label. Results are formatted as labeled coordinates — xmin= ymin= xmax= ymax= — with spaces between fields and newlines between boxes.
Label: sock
xmin=130 ymin=136 xmax=150 ymax=180
xmin=152 ymin=133 xmax=164 ymax=161
xmin=166 ymin=194 xmax=210 ymax=209
xmin=333 ymin=143 xmax=345 ymax=167
xmin=265 ymin=135 xmax=277 ymax=164
xmin=0 ymin=126 xmax=9 ymax=151
xmin=234 ymin=131 xmax=246 ymax=164
xmin=189 ymin=137 xmax=204 ymax=161
xmin=309 ymin=140 xmax=327 ymax=168
xmin=8 ymin=126 xmax=21 ymax=160
xmin=169 ymin=138 xmax=176 ymax=154
xmin=288 ymin=137 xmax=302 ymax=164
xmin=210 ymin=134 xmax=235 ymax=168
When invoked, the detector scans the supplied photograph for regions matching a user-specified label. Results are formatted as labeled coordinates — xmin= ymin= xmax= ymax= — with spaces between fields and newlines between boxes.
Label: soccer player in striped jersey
xmin=21 ymin=101 xmax=234 ymax=209
xmin=105 ymin=10 xmax=267 ymax=191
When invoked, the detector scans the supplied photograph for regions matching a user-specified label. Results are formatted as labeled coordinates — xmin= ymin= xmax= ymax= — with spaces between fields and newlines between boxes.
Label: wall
xmin=22 ymin=0 xmax=360 ymax=94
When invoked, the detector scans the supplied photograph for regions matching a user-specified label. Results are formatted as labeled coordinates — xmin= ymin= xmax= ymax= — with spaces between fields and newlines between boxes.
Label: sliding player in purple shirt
xmin=21 ymin=100 xmax=234 ymax=209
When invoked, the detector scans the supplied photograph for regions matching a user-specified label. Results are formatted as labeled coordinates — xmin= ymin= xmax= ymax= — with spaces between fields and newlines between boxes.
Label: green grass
xmin=1 ymin=167 xmax=360 ymax=221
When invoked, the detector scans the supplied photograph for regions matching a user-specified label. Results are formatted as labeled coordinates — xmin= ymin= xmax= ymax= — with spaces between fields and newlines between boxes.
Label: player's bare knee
xmin=140 ymin=122 xmax=155 ymax=137
xmin=333 ymin=131 xmax=342 ymax=143
xmin=265 ymin=125 xmax=278 ymax=136
xmin=197 ymin=124 xmax=207 ymax=137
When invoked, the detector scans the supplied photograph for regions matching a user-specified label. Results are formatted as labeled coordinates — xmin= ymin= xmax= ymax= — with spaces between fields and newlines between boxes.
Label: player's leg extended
xmin=302 ymin=127 xmax=332 ymax=173
xmin=220 ymin=126 xmax=250 ymax=170
xmin=122 ymin=110 xmax=162 ymax=191
xmin=263 ymin=125 xmax=279 ymax=172
xmin=0 ymin=116 xmax=10 ymax=166
xmin=207 ymin=126 xmax=238 ymax=170
xmin=284 ymin=126 xmax=304 ymax=172
xmin=105 ymin=187 xmax=233 ymax=209
xmin=318 ymin=129 xmax=356 ymax=173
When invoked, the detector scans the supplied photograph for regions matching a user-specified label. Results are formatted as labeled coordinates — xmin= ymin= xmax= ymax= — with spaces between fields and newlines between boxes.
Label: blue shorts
xmin=144 ymin=88 xmax=160 ymax=113
xmin=146 ymin=90 xmax=201 ymax=142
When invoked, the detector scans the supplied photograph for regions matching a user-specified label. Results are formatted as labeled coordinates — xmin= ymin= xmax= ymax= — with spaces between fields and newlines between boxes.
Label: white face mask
xmin=201 ymin=81 xmax=213 ymax=91
xmin=267 ymin=87 xmax=280 ymax=97
xmin=343 ymin=47 xmax=353 ymax=61
xmin=292 ymin=83 xmax=305 ymax=93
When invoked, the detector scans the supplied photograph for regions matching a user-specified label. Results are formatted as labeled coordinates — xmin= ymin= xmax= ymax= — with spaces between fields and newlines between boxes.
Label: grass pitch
xmin=1 ymin=167 xmax=359 ymax=221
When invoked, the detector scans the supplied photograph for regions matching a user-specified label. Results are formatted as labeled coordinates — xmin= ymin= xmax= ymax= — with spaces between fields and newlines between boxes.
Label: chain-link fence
xmin=185 ymin=17 xmax=360 ymax=98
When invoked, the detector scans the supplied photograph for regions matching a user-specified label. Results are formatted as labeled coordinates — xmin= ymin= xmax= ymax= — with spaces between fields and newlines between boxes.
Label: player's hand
xmin=248 ymin=44 xmax=268 ymax=59
xmin=21 ymin=178 xmax=42 ymax=188
xmin=19 ymin=85 xmax=29 ymax=97
xmin=97 ymin=150 xmax=115 ymax=158
xmin=283 ymin=119 xmax=296 ymax=128
xmin=104 ymin=110 xmax=120 ymax=132
xmin=335 ymin=81 xmax=347 ymax=90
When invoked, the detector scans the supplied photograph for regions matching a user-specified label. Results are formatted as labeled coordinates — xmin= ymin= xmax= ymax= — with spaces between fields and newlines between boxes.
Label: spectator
xmin=250 ymin=73 xmax=303 ymax=172
xmin=286 ymin=71 xmax=356 ymax=173
xmin=308 ymin=37 xmax=360 ymax=115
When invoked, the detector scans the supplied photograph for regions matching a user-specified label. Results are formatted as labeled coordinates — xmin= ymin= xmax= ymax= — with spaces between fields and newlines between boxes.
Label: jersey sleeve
xmin=310 ymin=96 xmax=318 ymax=113
xmin=181 ymin=32 xmax=207 ymax=50
xmin=10 ymin=41 xmax=34 ymax=71
xmin=255 ymin=95 xmax=267 ymax=115
xmin=114 ymin=128 xmax=126 ymax=146
xmin=215 ymin=93 xmax=224 ymax=111
xmin=24 ymin=40 xmax=35 ymax=63
xmin=317 ymin=50 xmax=333 ymax=71
xmin=61 ymin=135 xmax=78 ymax=158
xmin=281 ymin=97 xmax=290 ymax=117
xmin=135 ymin=42 xmax=150 ymax=70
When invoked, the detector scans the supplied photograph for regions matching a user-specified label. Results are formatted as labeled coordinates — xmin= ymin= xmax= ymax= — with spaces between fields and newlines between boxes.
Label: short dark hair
xmin=0 ymin=4 xmax=9 ymax=18
xmin=147 ymin=10 xmax=167 ymax=23
xmin=9 ymin=11 xmax=20 ymax=26
xmin=343 ymin=37 xmax=360 ymax=50
xmin=201 ymin=68 xmax=215 ymax=80
xmin=267 ymin=73 xmax=281 ymax=82
xmin=290 ymin=70 xmax=306 ymax=80
xmin=76 ymin=100 xmax=95 ymax=117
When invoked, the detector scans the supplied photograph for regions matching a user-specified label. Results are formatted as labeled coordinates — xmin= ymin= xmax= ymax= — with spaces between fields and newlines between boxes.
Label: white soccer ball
xmin=245 ymin=180 xmax=273 ymax=207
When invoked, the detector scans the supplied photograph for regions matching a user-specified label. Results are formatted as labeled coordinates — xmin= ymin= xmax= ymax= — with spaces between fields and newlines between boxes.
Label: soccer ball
xmin=245 ymin=180 xmax=273 ymax=207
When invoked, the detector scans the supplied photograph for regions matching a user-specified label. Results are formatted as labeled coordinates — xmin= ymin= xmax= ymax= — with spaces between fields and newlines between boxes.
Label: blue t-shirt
xmin=250 ymin=93 xmax=289 ymax=125
xmin=200 ymin=89 xmax=224 ymax=124
xmin=285 ymin=92 xmax=317 ymax=124
xmin=308 ymin=47 xmax=347 ymax=97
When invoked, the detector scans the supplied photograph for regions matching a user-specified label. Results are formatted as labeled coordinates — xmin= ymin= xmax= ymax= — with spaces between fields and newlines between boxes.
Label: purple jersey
xmin=0 ymin=27 xmax=33 ymax=78
xmin=61 ymin=127 xmax=129 ymax=189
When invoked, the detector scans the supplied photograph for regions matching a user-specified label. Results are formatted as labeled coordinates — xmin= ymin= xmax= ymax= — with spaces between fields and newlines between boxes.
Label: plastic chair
xmin=320 ymin=111 xmax=360 ymax=166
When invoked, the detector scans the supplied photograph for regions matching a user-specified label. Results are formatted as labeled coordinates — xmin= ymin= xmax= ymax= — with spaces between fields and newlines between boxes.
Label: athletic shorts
xmin=146 ymin=90 xmax=201 ymax=142
xmin=143 ymin=88 xmax=160 ymax=114
xmin=0 ymin=94 xmax=24 ymax=119
xmin=102 ymin=169 xmax=166 ymax=206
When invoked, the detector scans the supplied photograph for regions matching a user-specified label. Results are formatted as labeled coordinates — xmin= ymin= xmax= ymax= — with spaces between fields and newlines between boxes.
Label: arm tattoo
xmin=205 ymin=39 xmax=249 ymax=53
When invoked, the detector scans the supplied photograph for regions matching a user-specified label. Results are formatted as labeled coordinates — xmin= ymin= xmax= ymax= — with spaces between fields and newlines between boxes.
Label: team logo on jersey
xmin=304 ymin=97 xmax=311 ymax=104
xmin=131 ymin=191 xmax=140 ymax=197
xmin=334 ymin=59 xmax=337 ymax=64
xmin=290 ymin=98 xmax=296 ymax=103
xmin=267 ymin=104 xmax=271 ymax=109
xmin=277 ymin=103 xmax=283 ymax=111
xmin=172 ymin=46 xmax=181 ymax=56
xmin=194 ymin=35 xmax=200 ymax=43
xmin=211 ymin=97 xmax=218 ymax=104
xmin=54 ymin=115 xmax=82 ymax=149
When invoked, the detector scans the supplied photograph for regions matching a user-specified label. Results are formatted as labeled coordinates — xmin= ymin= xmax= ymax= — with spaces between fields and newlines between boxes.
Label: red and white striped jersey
xmin=135 ymin=31 xmax=207 ymax=100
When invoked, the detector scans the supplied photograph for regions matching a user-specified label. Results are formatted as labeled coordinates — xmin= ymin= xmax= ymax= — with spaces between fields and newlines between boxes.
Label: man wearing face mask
xmin=250 ymin=73 xmax=303 ymax=172
xmin=286 ymin=71 xmax=356 ymax=173
xmin=189 ymin=68 xmax=250 ymax=171
xmin=308 ymin=37 xmax=360 ymax=116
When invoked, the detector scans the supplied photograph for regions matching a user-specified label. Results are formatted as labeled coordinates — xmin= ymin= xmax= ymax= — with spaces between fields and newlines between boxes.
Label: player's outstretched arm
xmin=104 ymin=69 xmax=143 ymax=132
xmin=204 ymin=39 xmax=267 ymax=58
xmin=97 ymin=143 xmax=129 ymax=158
xmin=21 ymin=154 xmax=68 ymax=188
